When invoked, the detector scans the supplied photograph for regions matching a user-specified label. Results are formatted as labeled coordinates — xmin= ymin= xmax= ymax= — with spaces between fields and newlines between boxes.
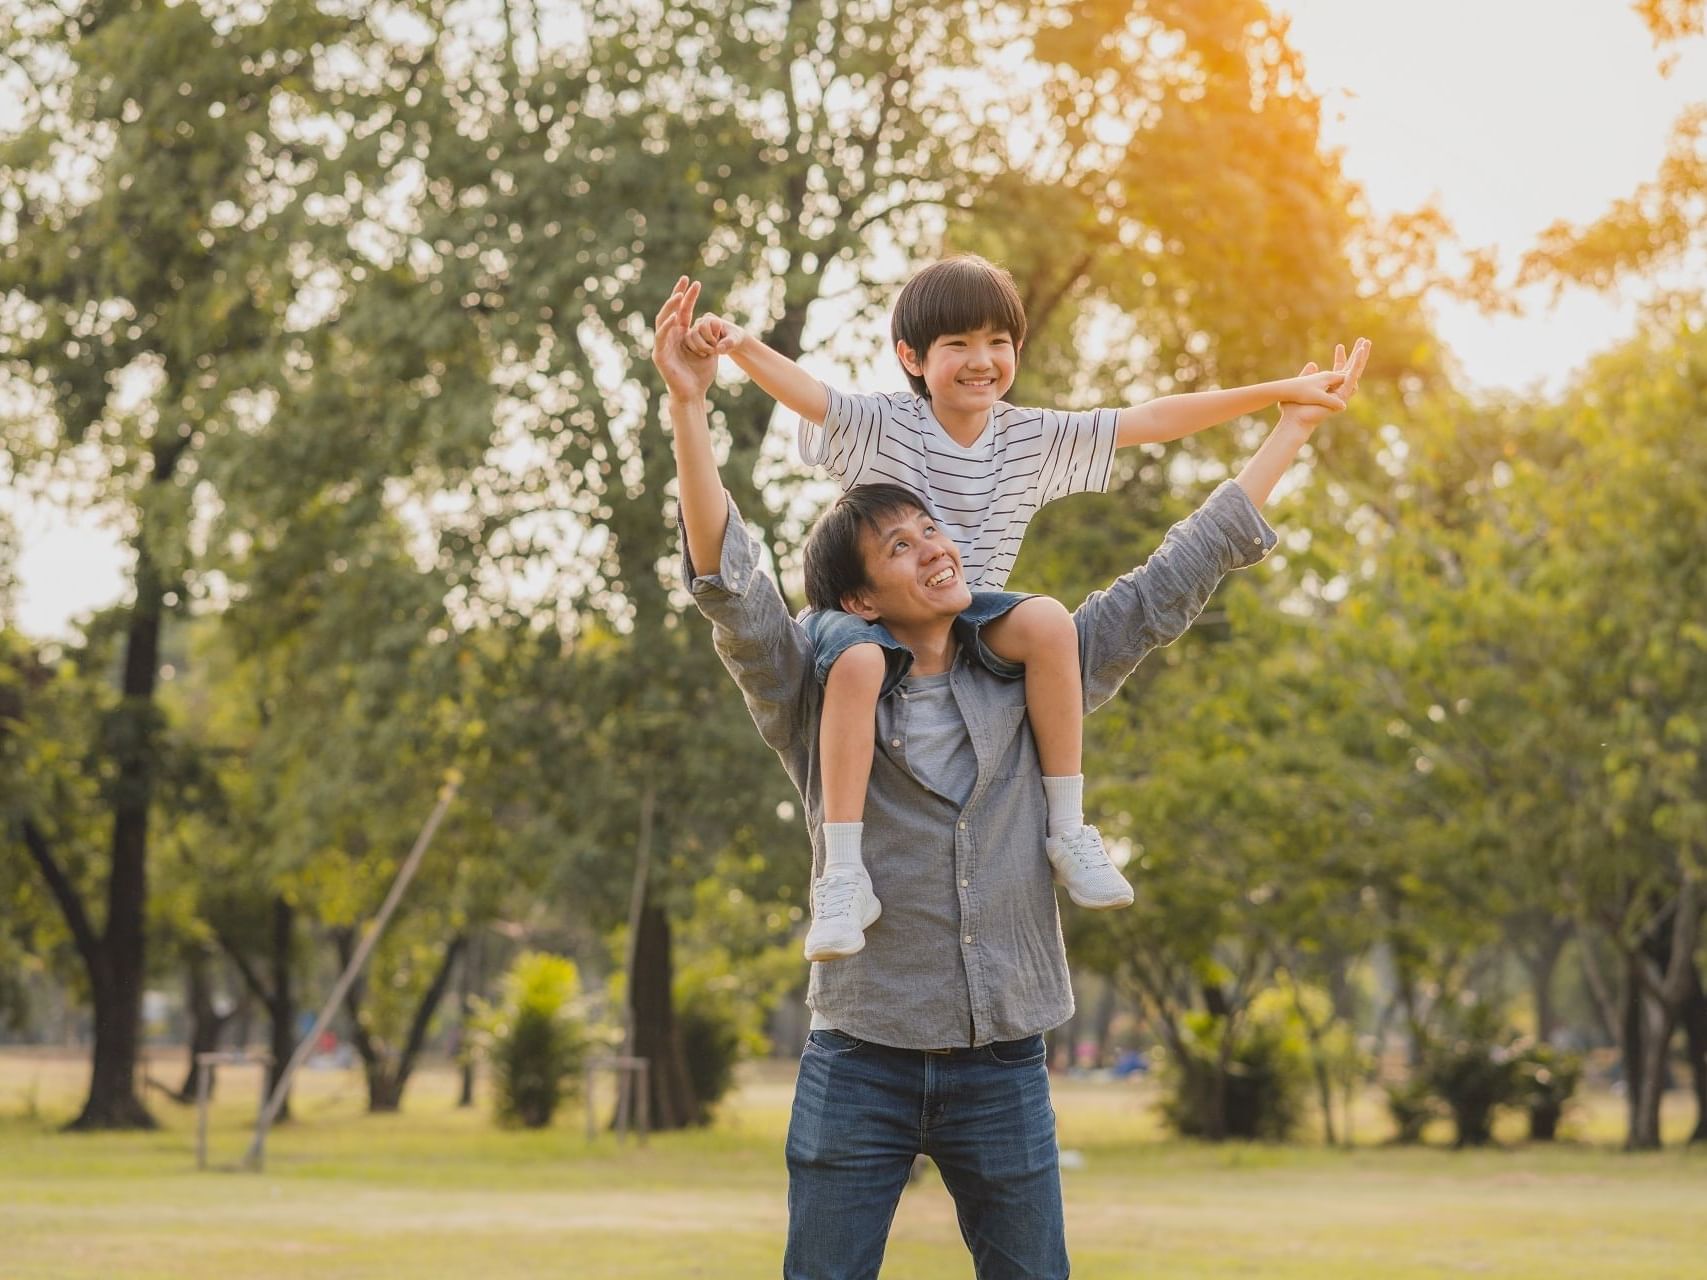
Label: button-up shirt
xmin=683 ymin=480 xmax=1277 ymax=1048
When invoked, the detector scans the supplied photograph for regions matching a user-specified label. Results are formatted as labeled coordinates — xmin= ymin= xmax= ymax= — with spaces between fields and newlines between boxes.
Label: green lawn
xmin=3 ymin=1049 xmax=1704 ymax=1279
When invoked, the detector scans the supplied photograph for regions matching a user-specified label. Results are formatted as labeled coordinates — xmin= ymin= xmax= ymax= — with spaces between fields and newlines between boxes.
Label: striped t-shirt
xmin=799 ymin=387 xmax=1119 ymax=590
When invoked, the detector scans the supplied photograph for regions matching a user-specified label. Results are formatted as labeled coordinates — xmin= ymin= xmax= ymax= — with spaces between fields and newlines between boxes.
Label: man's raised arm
xmin=651 ymin=276 xmax=816 ymax=755
xmin=654 ymin=277 xmax=728 ymax=574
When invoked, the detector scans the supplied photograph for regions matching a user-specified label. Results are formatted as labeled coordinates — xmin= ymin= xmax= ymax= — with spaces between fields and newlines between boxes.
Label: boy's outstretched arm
xmin=1114 ymin=362 xmax=1350 ymax=449
xmin=1234 ymin=338 xmax=1369 ymax=509
xmin=682 ymin=312 xmax=831 ymax=425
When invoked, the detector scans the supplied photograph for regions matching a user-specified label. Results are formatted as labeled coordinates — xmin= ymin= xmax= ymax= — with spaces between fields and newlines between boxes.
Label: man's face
xmin=899 ymin=325 xmax=1020 ymax=415
xmin=843 ymin=506 xmax=973 ymax=628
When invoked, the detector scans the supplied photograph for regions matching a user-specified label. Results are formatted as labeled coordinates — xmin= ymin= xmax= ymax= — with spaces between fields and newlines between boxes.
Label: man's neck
xmin=887 ymin=624 xmax=957 ymax=676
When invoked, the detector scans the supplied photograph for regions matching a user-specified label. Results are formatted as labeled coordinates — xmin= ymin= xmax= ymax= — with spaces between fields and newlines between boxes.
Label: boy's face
xmin=897 ymin=325 xmax=1020 ymax=415
xmin=841 ymin=506 xmax=973 ymax=629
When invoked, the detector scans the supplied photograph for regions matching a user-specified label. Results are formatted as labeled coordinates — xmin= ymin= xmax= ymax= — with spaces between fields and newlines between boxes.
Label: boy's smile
xmin=898 ymin=325 xmax=1020 ymax=434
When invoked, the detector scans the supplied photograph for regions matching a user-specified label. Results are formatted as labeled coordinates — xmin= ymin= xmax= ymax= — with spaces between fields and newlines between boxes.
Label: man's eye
xmin=893 ymin=541 xmax=908 ymax=553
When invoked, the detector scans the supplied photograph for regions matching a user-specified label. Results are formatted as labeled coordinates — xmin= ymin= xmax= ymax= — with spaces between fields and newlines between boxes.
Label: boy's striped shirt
xmin=801 ymin=387 xmax=1119 ymax=590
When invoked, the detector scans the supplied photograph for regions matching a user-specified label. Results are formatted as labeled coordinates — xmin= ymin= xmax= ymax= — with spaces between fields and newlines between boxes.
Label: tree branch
xmin=18 ymin=819 xmax=102 ymax=971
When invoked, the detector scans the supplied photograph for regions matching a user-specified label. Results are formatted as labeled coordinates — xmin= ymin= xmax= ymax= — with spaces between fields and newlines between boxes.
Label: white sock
xmin=1042 ymin=775 xmax=1084 ymax=838
xmin=822 ymin=823 xmax=866 ymax=877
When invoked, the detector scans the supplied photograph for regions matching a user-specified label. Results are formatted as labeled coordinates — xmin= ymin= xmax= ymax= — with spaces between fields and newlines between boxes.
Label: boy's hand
xmin=651 ymin=276 xmax=719 ymax=400
xmin=683 ymin=312 xmax=749 ymax=359
xmin=1275 ymin=368 xmax=1351 ymax=411
xmin=1279 ymin=338 xmax=1370 ymax=434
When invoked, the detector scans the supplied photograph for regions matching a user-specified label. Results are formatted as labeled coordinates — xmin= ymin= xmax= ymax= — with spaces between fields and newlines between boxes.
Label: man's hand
xmin=651 ymin=276 xmax=719 ymax=400
xmin=1278 ymin=338 xmax=1371 ymax=433
xmin=683 ymin=312 xmax=750 ymax=360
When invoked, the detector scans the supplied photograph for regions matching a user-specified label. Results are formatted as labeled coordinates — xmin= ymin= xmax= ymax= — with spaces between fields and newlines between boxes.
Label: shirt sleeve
xmin=1034 ymin=406 xmax=1118 ymax=506
xmin=679 ymin=493 xmax=816 ymax=753
xmin=1074 ymin=480 xmax=1278 ymax=712
xmin=798 ymin=384 xmax=891 ymax=487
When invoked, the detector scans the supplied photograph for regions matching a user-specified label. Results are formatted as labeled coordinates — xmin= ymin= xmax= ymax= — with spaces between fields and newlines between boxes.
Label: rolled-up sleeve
xmin=680 ymin=494 xmax=816 ymax=752
xmin=1075 ymin=480 xmax=1278 ymax=711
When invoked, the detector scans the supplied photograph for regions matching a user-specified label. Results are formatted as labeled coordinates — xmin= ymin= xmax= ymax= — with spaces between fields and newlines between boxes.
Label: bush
xmin=1515 ymin=1043 xmax=1583 ymax=1141
xmin=677 ymin=1002 xmax=742 ymax=1116
xmin=1383 ymin=1076 xmax=1439 ymax=1145
xmin=1160 ymin=996 xmax=1310 ymax=1142
xmin=485 ymin=952 xmax=588 ymax=1129
xmin=1422 ymin=1003 xmax=1523 ymax=1148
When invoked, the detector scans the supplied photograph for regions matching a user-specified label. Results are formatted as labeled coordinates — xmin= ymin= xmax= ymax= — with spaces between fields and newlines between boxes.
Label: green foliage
xmin=1159 ymin=990 xmax=1310 ymax=1142
xmin=1515 ymin=1043 xmax=1584 ymax=1142
xmin=1383 ymin=1077 xmax=1440 ymax=1146
xmin=482 ymin=952 xmax=588 ymax=1130
xmin=1422 ymin=1003 xmax=1525 ymax=1148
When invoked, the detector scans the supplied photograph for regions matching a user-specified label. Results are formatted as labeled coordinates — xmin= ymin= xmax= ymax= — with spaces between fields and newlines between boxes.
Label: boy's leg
xmin=805 ymin=643 xmax=885 ymax=960
xmin=978 ymin=596 xmax=1081 ymax=780
xmin=821 ymin=643 xmax=886 ymax=824
xmin=979 ymin=597 xmax=1133 ymax=910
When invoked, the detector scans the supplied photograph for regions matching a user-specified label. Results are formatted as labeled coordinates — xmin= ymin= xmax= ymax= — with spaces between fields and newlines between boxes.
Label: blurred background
xmin=2 ymin=2 xmax=1705 ymax=1276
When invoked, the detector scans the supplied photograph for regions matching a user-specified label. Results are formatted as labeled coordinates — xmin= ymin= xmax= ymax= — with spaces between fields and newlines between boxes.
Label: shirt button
xmin=963 ymin=935 xmax=974 ymax=945
xmin=1252 ymin=535 xmax=1263 ymax=545
xmin=960 ymin=878 xmax=969 ymax=888
xmin=957 ymin=820 xmax=967 ymax=830
xmin=890 ymin=738 xmax=901 ymax=748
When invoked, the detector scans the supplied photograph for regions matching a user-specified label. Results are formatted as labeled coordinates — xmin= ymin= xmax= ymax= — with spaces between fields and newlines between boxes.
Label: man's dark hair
xmin=803 ymin=483 xmax=936 ymax=614
xmin=890 ymin=254 xmax=1028 ymax=398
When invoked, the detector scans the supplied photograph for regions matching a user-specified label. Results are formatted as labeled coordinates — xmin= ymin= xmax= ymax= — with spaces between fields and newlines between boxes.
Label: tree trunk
xmin=175 ymin=948 xmax=232 ymax=1103
xmin=73 ymin=964 xmax=156 ymax=1130
xmin=69 ymin=532 xmax=169 ymax=1131
xmin=1630 ymin=991 xmax=1673 ymax=1151
xmin=623 ymin=900 xmax=700 ymax=1130
xmin=1681 ymin=960 xmax=1707 ymax=1145
xmin=341 ymin=930 xmax=466 ymax=1114
xmin=456 ymin=932 xmax=479 ymax=1109
xmin=1524 ymin=921 xmax=1568 ymax=1045
xmin=266 ymin=897 xmax=297 ymax=1124
xmin=1621 ymin=953 xmax=1646 ymax=1146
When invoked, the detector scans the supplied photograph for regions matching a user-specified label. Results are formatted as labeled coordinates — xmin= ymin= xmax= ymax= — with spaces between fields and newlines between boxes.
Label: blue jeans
xmin=784 ymin=1029 xmax=1067 ymax=1279
xmin=800 ymin=593 xmax=1032 ymax=698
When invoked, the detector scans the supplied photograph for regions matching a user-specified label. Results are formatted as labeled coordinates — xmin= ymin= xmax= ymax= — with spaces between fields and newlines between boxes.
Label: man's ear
xmin=896 ymin=339 xmax=924 ymax=377
xmin=839 ymin=591 xmax=882 ymax=623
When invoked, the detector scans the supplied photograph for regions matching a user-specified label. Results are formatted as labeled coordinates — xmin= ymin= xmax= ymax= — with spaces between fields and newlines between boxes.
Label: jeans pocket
xmin=987 ymin=1033 xmax=1047 ymax=1065
xmin=805 ymin=1028 xmax=865 ymax=1056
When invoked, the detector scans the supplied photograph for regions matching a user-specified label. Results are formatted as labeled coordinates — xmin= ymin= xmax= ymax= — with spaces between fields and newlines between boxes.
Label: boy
xmin=684 ymin=255 xmax=1348 ymax=960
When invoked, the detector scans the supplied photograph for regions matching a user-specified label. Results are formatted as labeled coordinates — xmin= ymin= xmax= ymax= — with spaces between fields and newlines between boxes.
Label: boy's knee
xmin=825 ymin=641 xmax=889 ymax=692
xmin=1001 ymin=597 xmax=1076 ymax=652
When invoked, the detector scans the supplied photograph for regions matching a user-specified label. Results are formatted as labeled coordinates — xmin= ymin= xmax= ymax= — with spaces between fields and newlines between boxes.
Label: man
xmin=652 ymin=275 xmax=1368 ymax=1279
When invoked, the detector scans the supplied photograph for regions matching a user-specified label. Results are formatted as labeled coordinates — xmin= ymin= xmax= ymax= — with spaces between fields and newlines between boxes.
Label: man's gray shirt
xmin=683 ymin=480 xmax=1277 ymax=1049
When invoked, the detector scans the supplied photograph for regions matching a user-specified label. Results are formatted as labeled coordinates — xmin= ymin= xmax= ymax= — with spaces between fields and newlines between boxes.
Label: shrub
xmin=485 ymin=952 xmax=588 ymax=1129
xmin=1515 ymin=1043 xmax=1583 ymax=1141
xmin=1383 ymin=1076 xmax=1439 ymax=1144
xmin=1160 ymin=996 xmax=1310 ymax=1141
xmin=1423 ymin=1003 xmax=1523 ymax=1148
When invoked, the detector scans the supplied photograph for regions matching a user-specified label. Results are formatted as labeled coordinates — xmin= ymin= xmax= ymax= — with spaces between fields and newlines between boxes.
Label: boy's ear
xmin=896 ymin=340 xmax=924 ymax=377
xmin=839 ymin=590 xmax=882 ymax=622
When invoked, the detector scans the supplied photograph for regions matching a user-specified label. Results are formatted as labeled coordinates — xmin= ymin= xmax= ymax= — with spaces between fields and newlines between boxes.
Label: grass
xmin=3 ymin=1048 xmax=1705 ymax=1279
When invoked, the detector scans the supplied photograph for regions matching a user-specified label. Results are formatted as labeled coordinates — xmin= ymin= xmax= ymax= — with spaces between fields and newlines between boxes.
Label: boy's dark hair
xmin=890 ymin=254 xmax=1028 ymax=398
xmin=803 ymin=483 xmax=936 ymax=614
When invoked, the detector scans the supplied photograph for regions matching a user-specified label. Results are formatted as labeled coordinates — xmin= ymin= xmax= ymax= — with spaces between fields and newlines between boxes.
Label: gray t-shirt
xmin=897 ymin=668 xmax=977 ymax=808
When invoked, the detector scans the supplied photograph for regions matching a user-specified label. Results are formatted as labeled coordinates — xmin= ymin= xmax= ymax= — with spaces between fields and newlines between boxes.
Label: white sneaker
xmin=804 ymin=871 xmax=882 ymax=961
xmin=1046 ymin=825 xmax=1134 ymax=910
